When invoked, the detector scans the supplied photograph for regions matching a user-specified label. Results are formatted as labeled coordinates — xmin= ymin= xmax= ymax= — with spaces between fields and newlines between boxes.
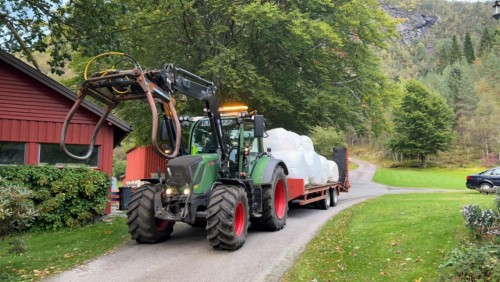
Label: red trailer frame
xmin=287 ymin=176 xmax=349 ymax=206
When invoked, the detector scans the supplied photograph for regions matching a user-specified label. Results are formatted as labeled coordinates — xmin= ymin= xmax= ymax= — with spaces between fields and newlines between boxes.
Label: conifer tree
xmin=451 ymin=35 xmax=462 ymax=64
xmin=463 ymin=32 xmax=475 ymax=64
xmin=479 ymin=27 xmax=493 ymax=57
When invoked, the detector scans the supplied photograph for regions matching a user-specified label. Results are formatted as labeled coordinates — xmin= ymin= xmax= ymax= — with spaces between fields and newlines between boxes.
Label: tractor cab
xmin=164 ymin=105 xmax=265 ymax=198
xmin=189 ymin=105 xmax=263 ymax=177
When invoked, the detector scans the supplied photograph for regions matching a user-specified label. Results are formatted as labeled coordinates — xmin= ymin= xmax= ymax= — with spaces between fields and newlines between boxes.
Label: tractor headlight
xmin=166 ymin=187 xmax=175 ymax=195
xmin=183 ymin=188 xmax=191 ymax=195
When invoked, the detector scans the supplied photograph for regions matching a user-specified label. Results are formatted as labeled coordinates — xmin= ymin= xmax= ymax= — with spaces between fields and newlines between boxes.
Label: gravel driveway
xmin=46 ymin=159 xmax=409 ymax=282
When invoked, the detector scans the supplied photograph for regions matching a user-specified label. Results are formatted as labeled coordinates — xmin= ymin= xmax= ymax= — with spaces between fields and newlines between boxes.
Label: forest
xmin=377 ymin=0 xmax=500 ymax=167
xmin=1 ymin=0 xmax=499 ymax=167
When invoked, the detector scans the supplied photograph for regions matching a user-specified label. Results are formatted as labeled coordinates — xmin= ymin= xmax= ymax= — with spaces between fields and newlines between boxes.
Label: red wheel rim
xmin=234 ymin=202 xmax=245 ymax=237
xmin=274 ymin=179 xmax=286 ymax=219
xmin=155 ymin=219 xmax=169 ymax=231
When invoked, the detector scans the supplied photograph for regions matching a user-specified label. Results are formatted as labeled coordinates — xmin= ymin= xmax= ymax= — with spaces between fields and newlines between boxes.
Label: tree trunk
xmin=420 ymin=153 xmax=427 ymax=168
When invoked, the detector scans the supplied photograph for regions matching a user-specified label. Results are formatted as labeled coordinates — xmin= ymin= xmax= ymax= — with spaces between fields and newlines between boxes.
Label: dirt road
xmin=46 ymin=159 xmax=401 ymax=282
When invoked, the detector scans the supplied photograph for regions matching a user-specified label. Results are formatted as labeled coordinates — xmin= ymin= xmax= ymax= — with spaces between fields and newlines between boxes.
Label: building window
xmin=39 ymin=144 xmax=99 ymax=167
xmin=0 ymin=142 xmax=26 ymax=165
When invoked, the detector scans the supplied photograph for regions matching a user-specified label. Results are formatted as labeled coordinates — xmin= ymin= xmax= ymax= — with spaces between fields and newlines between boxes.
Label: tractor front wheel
xmin=126 ymin=185 xmax=174 ymax=244
xmin=206 ymin=185 xmax=249 ymax=250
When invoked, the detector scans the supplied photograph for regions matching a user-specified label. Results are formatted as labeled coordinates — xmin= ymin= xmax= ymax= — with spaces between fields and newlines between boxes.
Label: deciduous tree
xmin=389 ymin=80 xmax=454 ymax=168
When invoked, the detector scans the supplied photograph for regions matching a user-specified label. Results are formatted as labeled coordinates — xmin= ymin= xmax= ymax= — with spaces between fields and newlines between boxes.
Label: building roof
xmin=0 ymin=49 xmax=132 ymax=146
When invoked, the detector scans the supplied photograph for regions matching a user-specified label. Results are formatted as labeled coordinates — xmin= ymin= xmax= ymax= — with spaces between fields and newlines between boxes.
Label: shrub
xmin=0 ymin=165 xmax=110 ymax=230
xmin=461 ymin=205 xmax=499 ymax=237
xmin=0 ymin=177 xmax=37 ymax=236
xmin=443 ymin=186 xmax=500 ymax=280
xmin=441 ymin=243 xmax=500 ymax=281
xmin=461 ymin=187 xmax=500 ymax=238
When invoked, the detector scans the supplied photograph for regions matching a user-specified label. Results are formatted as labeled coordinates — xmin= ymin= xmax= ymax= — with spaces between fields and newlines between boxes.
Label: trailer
xmin=286 ymin=147 xmax=350 ymax=209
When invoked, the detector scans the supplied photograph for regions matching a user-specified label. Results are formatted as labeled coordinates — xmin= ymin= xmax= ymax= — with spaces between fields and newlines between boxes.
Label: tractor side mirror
xmin=254 ymin=115 xmax=265 ymax=138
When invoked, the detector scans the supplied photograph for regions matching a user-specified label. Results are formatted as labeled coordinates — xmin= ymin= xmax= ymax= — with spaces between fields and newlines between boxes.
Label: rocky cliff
xmin=382 ymin=4 xmax=437 ymax=44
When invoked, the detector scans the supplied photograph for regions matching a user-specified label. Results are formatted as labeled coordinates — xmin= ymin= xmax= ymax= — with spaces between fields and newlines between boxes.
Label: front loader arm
xmin=61 ymin=67 xmax=181 ymax=160
xmin=61 ymin=54 xmax=228 ymax=175
xmin=160 ymin=65 xmax=228 ymax=170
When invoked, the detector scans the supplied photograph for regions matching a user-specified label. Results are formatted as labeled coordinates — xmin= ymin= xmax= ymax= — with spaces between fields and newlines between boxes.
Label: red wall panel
xmin=0 ymin=63 xmax=115 ymax=176
xmin=125 ymin=146 xmax=166 ymax=182
xmin=0 ymin=65 xmax=96 ymax=124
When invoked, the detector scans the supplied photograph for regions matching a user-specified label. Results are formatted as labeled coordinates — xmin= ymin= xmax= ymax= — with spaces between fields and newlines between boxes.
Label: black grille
xmin=167 ymin=156 xmax=203 ymax=186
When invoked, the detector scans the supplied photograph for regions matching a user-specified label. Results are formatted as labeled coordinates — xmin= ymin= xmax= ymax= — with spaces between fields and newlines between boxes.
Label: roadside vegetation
xmin=0 ymin=166 xmax=129 ymax=280
xmin=0 ymin=217 xmax=128 ymax=281
xmin=349 ymin=161 xmax=359 ymax=171
xmin=373 ymin=167 xmax=485 ymax=189
xmin=283 ymin=192 xmax=495 ymax=281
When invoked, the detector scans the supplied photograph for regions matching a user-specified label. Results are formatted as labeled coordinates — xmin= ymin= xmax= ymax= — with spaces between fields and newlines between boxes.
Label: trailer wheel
xmin=126 ymin=185 xmax=174 ymax=244
xmin=330 ymin=188 xmax=338 ymax=207
xmin=206 ymin=185 xmax=249 ymax=250
xmin=317 ymin=189 xmax=331 ymax=210
xmin=252 ymin=166 xmax=288 ymax=231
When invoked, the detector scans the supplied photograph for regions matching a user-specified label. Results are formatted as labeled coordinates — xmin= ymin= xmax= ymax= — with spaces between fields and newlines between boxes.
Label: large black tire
xmin=317 ymin=189 xmax=331 ymax=210
xmin=478 ymin=183 xmax=494 ymax=194
xmin=206 ymin=185 xmax=249 ymax=250
xmin=126 ymin=185 xmax=174 ymax=244
xmin=251 ymin=166 xmax=288 ymax=231
xmin=330 ymin=188 xmax=338 ymax=207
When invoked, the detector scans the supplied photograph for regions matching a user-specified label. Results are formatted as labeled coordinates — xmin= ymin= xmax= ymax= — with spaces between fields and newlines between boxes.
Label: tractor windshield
xmin=191 ymin=118 xmax=239 ymax=154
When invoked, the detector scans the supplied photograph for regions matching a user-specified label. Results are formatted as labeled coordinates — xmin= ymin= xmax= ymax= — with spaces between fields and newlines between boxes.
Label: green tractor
xmin=129 ymin=107 xmax=290 ymax=250
xmin=61 ymin=53 xmax=289 ymax=250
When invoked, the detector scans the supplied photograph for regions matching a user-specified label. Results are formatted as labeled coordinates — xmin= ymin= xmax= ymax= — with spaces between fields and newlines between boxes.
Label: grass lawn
xmin=0 ymin=217 xmax=129 ymax=281
xmin=373 ymin=167 xmax=485 ymax=189
xmin=283 ymin=192 xmax=495 ymax=281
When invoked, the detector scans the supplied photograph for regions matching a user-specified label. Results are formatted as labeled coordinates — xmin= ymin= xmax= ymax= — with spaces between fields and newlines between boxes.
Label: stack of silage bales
xmin=263 ymin=128 xmax=339 ymax=185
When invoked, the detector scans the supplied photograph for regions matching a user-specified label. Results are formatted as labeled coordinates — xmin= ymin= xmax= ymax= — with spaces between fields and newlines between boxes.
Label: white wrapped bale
xmin=327 ymin=160 xmax=339 ymax=182
xmin=265 ymin=127 xmax=338 ymax=185
xmin=263 ymin=128 xmax=285 ymax=153
xmin=271 ymin=151 xmax=309 ymax=185
xmin=305 ymin=151 xmax=323 ymax=185
xmin=299 ymin=135 xmax=315 ymax=152
xmin=264 ymin=128 xmax=301 ymax=152
xmin=319 ymin=156 xmax=330 ymax=184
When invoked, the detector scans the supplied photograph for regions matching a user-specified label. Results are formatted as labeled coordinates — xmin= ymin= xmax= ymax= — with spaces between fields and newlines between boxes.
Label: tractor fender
xmin=252 ymin=156 xmax=289 ymax=185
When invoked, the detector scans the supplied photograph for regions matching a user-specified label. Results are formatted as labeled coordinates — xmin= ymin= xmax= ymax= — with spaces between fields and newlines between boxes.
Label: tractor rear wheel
xmin=126 ymin=185 xmax=174 ymax=244
xmin=206 ymin=185 xmax=249 ymax=250
xmin=252 ymin=166 xmax=288 ymax=231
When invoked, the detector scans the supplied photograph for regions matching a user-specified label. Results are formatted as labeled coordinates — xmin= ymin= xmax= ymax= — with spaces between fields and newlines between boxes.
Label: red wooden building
xmin=124 ymin=146 xmax=166 ymax=187
xmin=0 ymin=50 xmax=131 ymax=212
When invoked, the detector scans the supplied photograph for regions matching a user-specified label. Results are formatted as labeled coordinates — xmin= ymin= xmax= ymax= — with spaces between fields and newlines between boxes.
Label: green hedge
xmin=0 ymin=178 xmax=37 ymax=236
xmin=0 ymin=165 xmax=110 ymax=230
